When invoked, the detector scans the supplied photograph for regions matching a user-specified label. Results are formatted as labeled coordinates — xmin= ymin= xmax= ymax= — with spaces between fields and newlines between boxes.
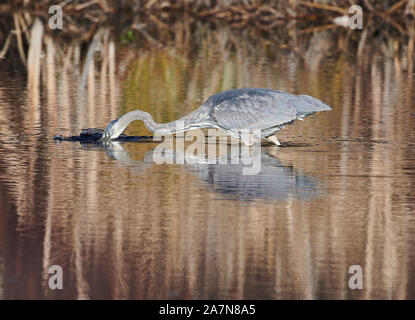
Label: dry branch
xmin=386 ymin=0 xmax=408 ymax=15
xmin=298 ymin=1 xmax=346 ymax=14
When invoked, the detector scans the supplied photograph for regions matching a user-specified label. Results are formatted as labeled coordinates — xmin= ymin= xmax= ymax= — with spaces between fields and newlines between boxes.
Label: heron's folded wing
xmin=211 ymin=95 xmax=297 ymax=131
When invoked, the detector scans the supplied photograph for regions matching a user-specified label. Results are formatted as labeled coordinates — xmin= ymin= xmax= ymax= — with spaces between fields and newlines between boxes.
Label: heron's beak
xmin=101 ymin=131 xmax=111 ymax=141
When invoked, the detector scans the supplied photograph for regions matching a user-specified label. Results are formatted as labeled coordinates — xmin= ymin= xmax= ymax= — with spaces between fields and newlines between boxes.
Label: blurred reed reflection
xmin=0 ymin=15 xmax=414 ymax=299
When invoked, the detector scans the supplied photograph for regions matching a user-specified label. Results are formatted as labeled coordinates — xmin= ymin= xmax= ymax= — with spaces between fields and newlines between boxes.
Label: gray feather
xmin=206 ymin=88 xmax=297 ymax=132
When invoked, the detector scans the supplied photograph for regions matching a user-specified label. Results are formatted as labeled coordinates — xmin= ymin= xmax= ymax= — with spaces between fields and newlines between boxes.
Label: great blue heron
xmin=102 ymin=88 xmax=332 ymax=145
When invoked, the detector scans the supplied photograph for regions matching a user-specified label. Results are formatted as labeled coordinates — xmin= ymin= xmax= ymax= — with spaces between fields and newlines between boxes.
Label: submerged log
xmin=53 ymin=128 xmax=151 ymax=142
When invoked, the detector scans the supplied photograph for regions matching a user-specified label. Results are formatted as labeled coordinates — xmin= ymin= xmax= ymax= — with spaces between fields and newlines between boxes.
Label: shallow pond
xmin=0 ymin=18 xmax=415 ymax=299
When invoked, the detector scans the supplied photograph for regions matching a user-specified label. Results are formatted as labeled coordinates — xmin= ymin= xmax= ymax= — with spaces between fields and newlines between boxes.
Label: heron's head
xmin=102 ymin=110 xmax=154 ymax=140
xmin=102 ymin=118 xmax=123 ymax=140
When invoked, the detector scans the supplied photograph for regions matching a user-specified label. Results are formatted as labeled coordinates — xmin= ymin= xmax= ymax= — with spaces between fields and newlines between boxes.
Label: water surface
xmin=0 ymin=18 xmax=415 ymax=299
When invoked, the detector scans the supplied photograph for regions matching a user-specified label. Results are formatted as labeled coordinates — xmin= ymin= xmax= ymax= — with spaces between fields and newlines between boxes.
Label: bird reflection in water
xmin=98 ymin=139 xmax=320 ymax=201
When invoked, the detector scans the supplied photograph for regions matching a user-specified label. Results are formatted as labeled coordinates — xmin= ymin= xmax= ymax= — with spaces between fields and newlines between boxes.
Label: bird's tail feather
xmin=291 ymin=94 xmax=332 ymax=118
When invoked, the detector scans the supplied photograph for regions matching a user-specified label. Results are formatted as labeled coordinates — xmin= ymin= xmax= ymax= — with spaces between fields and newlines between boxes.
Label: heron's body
xmin=103 ymin=88 xmax=332 ymax=145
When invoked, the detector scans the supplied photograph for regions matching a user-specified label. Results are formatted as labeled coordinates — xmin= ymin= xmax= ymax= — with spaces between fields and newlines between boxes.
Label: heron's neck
xmin=133 ymin=110 xmax=160 ymax=132
xmin=119 ymin=110 xmax=194 ymax=135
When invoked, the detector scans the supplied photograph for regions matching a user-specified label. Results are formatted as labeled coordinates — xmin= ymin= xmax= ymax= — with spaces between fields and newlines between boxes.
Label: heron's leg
xmin=267 ymin=134 xmax=281 ymax=146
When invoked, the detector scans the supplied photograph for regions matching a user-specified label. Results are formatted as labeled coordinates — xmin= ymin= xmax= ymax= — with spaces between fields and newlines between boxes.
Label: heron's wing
xmin=211 ymin=94 xmax=297 ymax=131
